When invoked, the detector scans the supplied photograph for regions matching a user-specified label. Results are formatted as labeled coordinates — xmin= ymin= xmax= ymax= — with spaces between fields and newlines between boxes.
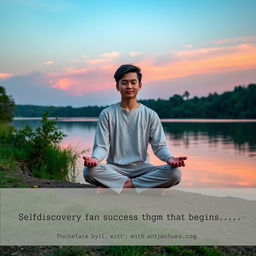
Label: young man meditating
xmin=83 ymin=64 xmax=187 ymax=192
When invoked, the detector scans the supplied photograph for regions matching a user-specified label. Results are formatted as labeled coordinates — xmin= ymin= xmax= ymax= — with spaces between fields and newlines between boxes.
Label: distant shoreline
xmin=13 ymin=117 xmax=256 ymax=123
xmin=13 ymin=84 xmax=256 ymax=119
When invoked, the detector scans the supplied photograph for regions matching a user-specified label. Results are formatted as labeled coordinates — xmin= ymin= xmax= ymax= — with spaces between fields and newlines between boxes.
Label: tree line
xmin=1 ymin=83 xmax=256 ymax=120
xmin=140 ymin=83 xmax=256 ymax=118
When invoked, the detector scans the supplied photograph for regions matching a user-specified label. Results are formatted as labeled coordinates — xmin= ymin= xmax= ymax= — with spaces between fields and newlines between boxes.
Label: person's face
xmin=116 ymin=72 xmax=142 ymax=100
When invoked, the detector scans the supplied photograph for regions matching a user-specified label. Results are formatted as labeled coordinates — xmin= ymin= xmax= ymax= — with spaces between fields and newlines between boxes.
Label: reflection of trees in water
xmin=57 ymin=121 xmax=97 ymax=132
xmin=12 ymin=120 xmax=42 ymax=129
xmin=13 ymin=120 xmax=256 ymax=154
xmin=13 ymin=120 xmax=98 ymax=132
xmin=163 ymin=122 xmax=256 ymax=153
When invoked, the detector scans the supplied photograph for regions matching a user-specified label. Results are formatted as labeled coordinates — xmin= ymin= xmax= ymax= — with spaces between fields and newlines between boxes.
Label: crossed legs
xmin=83 ymin=163 xmax=181 ymax=192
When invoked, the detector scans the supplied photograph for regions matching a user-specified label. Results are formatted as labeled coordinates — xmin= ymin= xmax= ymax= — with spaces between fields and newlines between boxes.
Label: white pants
xmin=83 ymin=162 xmax=181 ymax=193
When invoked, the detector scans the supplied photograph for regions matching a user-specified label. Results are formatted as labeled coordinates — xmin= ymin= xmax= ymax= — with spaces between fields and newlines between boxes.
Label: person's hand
xmin=167 ymin=156 xmax=187 ymax=168
xmin=83 ymin=156 xmax=99 ymax=167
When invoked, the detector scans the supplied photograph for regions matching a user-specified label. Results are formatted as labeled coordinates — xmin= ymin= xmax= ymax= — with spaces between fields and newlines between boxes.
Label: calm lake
xmin=12 ymin=118 xmax=256 ymax=189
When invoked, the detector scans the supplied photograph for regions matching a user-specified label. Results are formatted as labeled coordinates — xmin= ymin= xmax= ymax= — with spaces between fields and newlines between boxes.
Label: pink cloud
xmin=84 ymin=52 xmax=121 ymax=66
xmin=0 ymin=73 xmax=13 ymax=79
xmin=211 ymin=36 xmax=256 ymax=45
xmin=53 ymin=78 xmax=72 ymax=90
xmin=69 ymin=58 xmax=80 ymax=63
xmin=183 ymin=44 xmax=193 ymax=49
xmin=85 ymin=58 xmax=112 ymax=65
xmin=48 ymin=64 xmax=116 ymax=96
xmin=45 ymin=43 xmax=256 ymax=97
xmin=137 ymin=43 xmax=256 ymax=83
xmin=44 ymin=60 xmax=54 ymax=65
xmin=101 ymin=51 xmax=120 ymax=58
xmin=175 ymin=46 xmax=226 ymax=57
xmin=129 ymin=51 xmax=141 ymax=57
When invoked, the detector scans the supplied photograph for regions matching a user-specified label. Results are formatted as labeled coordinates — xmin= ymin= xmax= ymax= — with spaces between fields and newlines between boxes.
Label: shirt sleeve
xmin=91 ymin=110 xmax=110 ymax=162
xmin=149 ymin=112 xmax=173 ymax=162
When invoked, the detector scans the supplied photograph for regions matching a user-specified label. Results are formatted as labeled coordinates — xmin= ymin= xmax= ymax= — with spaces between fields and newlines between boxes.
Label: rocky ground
xmin=15 ymin=163 xmax=95 ymax=188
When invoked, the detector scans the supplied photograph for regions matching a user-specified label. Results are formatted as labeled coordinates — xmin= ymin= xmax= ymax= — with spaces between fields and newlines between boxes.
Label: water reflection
xmin=163 ymin=122 xmax=256 ymax=154
xmin=12 ymin=119 xmax=256 ymax=188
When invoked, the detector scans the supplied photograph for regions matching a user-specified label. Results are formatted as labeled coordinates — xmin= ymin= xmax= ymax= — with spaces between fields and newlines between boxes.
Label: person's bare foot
xmin=123 ymin=178 xmax=135 ymax=189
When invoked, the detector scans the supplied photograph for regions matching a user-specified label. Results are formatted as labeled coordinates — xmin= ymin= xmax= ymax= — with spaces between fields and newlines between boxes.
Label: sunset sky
xmin=1 ymin=0 xmax=256 ymax=106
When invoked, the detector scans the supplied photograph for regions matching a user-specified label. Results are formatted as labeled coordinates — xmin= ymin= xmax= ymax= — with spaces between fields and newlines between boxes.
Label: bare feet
xmin=123 ymin=178 xmax=135 ymax=189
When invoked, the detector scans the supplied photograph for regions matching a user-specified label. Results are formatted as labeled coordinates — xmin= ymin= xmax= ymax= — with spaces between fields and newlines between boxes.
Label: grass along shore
xmin=0 ymin=113 xmax=82 ymax=187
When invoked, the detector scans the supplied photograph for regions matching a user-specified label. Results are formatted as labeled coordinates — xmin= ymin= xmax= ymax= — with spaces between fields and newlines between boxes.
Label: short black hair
xmin=114 ymin=64 xmax=142 ymax=84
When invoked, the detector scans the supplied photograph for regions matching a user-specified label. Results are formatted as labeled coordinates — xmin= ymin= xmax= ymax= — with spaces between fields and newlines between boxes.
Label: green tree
xmin=182 ymin=91 xmax=190 ymax=100
xmin=0 ymin=86 xmax=15 ymax=122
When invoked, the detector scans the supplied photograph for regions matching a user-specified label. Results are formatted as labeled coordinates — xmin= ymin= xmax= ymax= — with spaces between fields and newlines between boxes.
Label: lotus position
xmin=83 ymin=64 xmax=187 ymax=193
